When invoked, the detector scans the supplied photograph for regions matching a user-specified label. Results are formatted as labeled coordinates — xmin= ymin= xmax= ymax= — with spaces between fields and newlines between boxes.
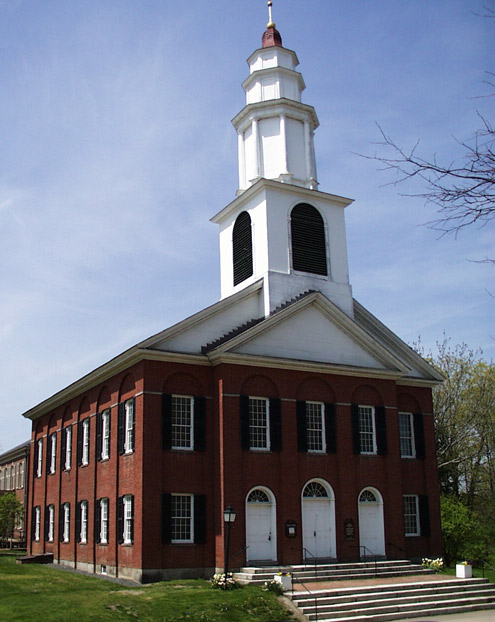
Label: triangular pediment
xmin=207 ymin=292 xmax=410 ymax=375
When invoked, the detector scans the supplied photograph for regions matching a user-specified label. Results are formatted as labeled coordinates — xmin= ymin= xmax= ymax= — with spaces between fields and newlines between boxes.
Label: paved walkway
xmin=292 ymin=573 xmax=458 ymax=591
xmin=406 ymin=612 xmax=495 ymax=621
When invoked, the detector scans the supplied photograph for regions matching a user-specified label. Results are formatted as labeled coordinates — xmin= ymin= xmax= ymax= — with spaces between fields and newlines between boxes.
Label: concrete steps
xmin=290 ymin=577 xmax=495 ymax=621
xmin=234 ymin=560 xmax=431 ymax=585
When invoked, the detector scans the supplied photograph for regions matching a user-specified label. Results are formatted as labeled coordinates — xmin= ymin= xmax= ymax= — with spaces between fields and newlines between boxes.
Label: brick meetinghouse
xmin=23 ymin=5 xmax=444 ymax=583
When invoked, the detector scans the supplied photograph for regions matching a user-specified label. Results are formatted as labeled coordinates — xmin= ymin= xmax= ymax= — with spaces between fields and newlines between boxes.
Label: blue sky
xmin=1 ymin=0 xmax=493 ymax=451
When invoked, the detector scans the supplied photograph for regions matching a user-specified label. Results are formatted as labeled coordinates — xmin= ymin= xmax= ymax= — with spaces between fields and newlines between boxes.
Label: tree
xmin=0 ymin=492 xmax=24 ymax=548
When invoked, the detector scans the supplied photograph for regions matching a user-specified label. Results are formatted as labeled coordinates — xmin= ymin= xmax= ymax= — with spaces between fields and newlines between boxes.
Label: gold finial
xmin=267 ymin=0 xmax=275 ymax=28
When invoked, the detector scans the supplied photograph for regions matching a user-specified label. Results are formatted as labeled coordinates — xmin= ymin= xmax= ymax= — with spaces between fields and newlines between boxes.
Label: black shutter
xmin=34 ymin=441 xmax=39 ymax=477
xmin=162 ymin=394 xmax=172 ymax=450
xmin=324 ymin=403 xmax=337 ymax=453
xmin=77 ymin=422 xmax=83 ymax=466
xmin=194 ymin=396 xmax=206 ymax=451
xmin=240 ymin=395 xmax=250 ymax=450
xmin=44 ymin=507 xmax=49 ymax=541
xmin=194 ymin=494 xmax=207 ymax=544
xmin=162 ymin=493 xmax=172 ymax=544
xmin=413 ymin=413 xmax=426 ymax=459
xmin=59 ymin=504 xmax=64 ymax=542
xmin=118 ymin=404 xmax=125 ymax=455
xmin=296 ymin=401 xmax=307 ymax=452
xmin=351 ymin=404 xmax=361 ymax=454
xmin=376 ymin=406 xmax=388 ymax=455
xmin=47 ymin=436 xmax=52 ymax=472
xmin=129 ymin=495 xmax=134 ymax=544
xmin=31 ymin=507 xmax=36 ymax=541
xmin=60 ymin=428 xmax=67 ymax=470
xmin=269 ymin=398 xmax=282 ymax=452
xmin=419 ymin=495 xmax=431 ymax=537
xmin=107 ymin=410 xmax=111 ymax=459
xmin=95 ymin=500 xmax=101 ymax=544
xmin=117 ymin=496 xmax=124 ymax=544
xmin=129 ymin=398 xmax=136 ymax=452
xmin=96 ymin=413 xmax=102 ymax=461
xmin=75 ymin=501 xmax=81 ymax=543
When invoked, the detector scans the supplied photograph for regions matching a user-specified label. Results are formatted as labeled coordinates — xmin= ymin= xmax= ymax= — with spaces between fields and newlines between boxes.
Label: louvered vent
xmin=291 ymin=203 xmax=328 ymax=276
xmin=233 ymin=211 xmax=253 ymax=286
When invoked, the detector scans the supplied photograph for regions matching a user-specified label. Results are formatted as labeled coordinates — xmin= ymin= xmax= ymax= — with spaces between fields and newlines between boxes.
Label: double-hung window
xmin=47 ymin=504 xmax=55 ymax=542
xmin=118 ymin=399 xmax=135 ymax=455
xmin=171 ymin=494 xmax=193 ymax=543
xmin=99 ymin=498 xmax=109 ymax=544
xmin=98 ymin=409 xmax=111 ymax=460
xmin=306 ymin=401 xmax=326 ymax=452
xmin=123 ymin=495 xmax=133 ymax=544
xmin=49 ymin=433 xmax=57 ymax=474
xmin=33 ymin=506 xmax=41 ymax=541
xmin=64 ymin=426 xmax=72 ymax=470
xmin=78 ymin=419 xmax=90 ymax=466
xmin=172 ymin=396 xmax=193 ymax=450
xmin=358 ymin=406 xmax=376 ymax=454
xmin=249 ymin=397 xmax=270 ymax=450
xmin=79 ymin=500 xmax=88 ymax=543
xmin=399 ymin=413 xmax=415 ymax=458
xmin=403 ymin=495 xmax=420 ymax=536
xmin=36 ymin=439 xmax=43 ymax=478
xmin=62 ymin=503 xmax=70 ymax=543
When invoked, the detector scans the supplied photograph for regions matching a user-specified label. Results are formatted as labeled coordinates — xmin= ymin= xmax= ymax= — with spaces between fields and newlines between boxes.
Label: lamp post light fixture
xmin=223 ymin=504 xmax=236 ymax=576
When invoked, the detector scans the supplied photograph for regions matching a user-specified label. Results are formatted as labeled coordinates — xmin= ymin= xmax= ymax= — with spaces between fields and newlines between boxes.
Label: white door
xmin=358 ymin=489 xmax=385 ymax=557
xmin=302 ymin=481 xmax=336 ymax=560
xmin=246 ymin=488 xmax=276 ymax=562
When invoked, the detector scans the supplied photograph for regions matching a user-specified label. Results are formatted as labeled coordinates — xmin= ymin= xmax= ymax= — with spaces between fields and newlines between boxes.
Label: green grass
xmin=441 ymin=565 xmax=495 ymax=583
xmin=0 ymin=552 xmax=291 ymax=622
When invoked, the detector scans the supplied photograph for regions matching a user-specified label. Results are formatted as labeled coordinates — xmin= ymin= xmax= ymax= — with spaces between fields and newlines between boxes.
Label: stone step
xmin=238 ymin=559 xmax=414 ymax=575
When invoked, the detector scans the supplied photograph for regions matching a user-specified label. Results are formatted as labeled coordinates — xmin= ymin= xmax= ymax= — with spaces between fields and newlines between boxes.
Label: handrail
xmin=290 ymin=547 xmax=320 ymax=620
xmin=229 ymin=545 xmax=249 ymax=562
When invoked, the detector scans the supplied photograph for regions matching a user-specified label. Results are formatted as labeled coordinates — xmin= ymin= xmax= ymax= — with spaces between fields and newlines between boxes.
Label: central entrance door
xmin=246 ymin=487 xmax=277 ymax=563
xmin=302 ymin=480 xmax=336 ymax=560
xmin=358 ymin=488 xmax=385 ymax=557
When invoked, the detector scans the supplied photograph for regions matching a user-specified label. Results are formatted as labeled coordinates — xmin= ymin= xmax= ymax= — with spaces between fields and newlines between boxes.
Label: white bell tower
xmin=212 ymin=3 xmax=355 ymax=319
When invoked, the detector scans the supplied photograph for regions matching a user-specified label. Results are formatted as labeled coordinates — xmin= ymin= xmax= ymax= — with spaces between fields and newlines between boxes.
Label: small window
xmin=63 ymin=426 xmax=72 ymax=471
xmin=62 ymin=503 xmax=70 ymax=543
xmin=291 ymin=203 xmax=327 ymax=276
xmin=81 ymin=420 xmax=90 ymax=466
xmin=249 ymin=397 xmax=270 ymax=451
xmin=33 ymin=506 xmax=41 ymax=541
xmin=172 ymin=396 xmax=194 ymax=450
xmin=233 ymin=211 xmax=253 ymax=286
xmin=49 ymin=433 xmax=57 ymax=474
xmin=123 ymin=495 xmax=133 ymax=544
xmin=36 ymin=439 xmax=43 ymax=478
xmin=306 ymin=402 xmax=325 ymax=453
xmin=98 ymin=409 xmax=111 ymax=460
xmin=399 ymin=413 xmax=415 ymax=458
xmin=171 ymin=494 xmax=193 ymax=543
xmin=79 ymin=501 xmax=88 ymax=543
xmin=99 ymin=498 xmax=109 ymax=544
xmin=359 ymin=406 xmax=376 ymax=454
xmin=403 ymin=495 xmax=420 ymax=536
xmin=47 ymin=505 xmax=55 ymax=542
xmin=118 ymin=399 xmax=135 ymax=455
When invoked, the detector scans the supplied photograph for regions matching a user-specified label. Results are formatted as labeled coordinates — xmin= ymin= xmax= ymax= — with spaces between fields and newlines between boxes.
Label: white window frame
xmin=81 ymin=419 xmax=90 ymax=466
xmin=101 ymin=410 xmax=110 ymax=460
xmin=358 ymin=405 xmax=377 ymax=455
xmin=306 ymin=401 xmax=326 ymax=453
xmin=49 ymin=433 xmax=57 ymax=474
xmin=249 ymin=397 xmax=270 ymax=451
xmin=171 ymin=395 xmax=194 ymax=450
xmin=171 ymin=494 xmax=194 ymax=544
xmin=65 ymin=426 xmax=72 ymax=471
xmin=100 ymin=498 xmax=109 ymax=544
xmin=36 ymin=439 xmax=43 ymax=478
xmin=123 ymin=495 xmax=133 ymax=544
xmin=404 ymin=495 xmax=420 ymax=536
xmin=124 ymin=400 xmax=135 ymax=454
xmin=47 ymin=505 xmax=55 ymax=542
xmin=0 ymin=468 xmax=4 ymax=490
xmin=399 ymin=412 xmax=416 ymax=458
xmin=34 ymin=506 xmax=41 ymax=541
xmin=80 ymin=500 xmax=88 ymax=543
xmin=63 ymin=503 xmax=70 ymax=543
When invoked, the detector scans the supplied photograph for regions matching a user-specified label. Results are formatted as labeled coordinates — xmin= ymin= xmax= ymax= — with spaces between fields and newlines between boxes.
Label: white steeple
xmin=233 ymin=6 xmax=319 ymax=194
xmin=212 ymin=7 xmax=355 ymax=319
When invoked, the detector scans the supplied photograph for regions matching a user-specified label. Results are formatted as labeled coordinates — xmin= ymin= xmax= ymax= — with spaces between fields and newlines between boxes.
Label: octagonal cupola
xmin=233 ymin=7 xmax=319 ymax=194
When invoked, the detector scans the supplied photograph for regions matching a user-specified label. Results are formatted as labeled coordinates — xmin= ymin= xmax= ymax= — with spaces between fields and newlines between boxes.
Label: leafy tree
xmin=0 ymin=492 xmax=24 ymax=547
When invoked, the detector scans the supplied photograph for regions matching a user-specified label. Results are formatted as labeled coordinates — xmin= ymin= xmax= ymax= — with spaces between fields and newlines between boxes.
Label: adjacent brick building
xmin=22 ymin=16 xmax=444 ymax=582
xmin=0 ymin=441 xmax=30 ymax=544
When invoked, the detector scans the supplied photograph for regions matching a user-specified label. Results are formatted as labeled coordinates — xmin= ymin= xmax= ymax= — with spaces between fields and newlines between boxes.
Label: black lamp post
xmin=223 ymin=504 xmax=236 ymax=576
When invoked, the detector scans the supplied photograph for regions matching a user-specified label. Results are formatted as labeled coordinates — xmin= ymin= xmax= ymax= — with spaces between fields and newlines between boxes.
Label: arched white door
xmin=302 ymin=480 xmax=336 ymax=560
xmin=246 ymin=488 xmax=277 ymax=562
xmin=358 ymin=488 xmax=385 ymax=557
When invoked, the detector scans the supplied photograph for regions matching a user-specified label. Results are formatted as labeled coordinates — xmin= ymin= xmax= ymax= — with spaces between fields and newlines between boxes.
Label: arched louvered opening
xmin=290 ymin=203 xmax=328 ymax=276
xmin=233 ymin=211 xmax=253 ymax=286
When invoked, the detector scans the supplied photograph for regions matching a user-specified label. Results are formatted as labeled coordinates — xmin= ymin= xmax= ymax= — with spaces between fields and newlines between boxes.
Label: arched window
xmin=290 ymin=203 xmax=327 ymax=276
xmin=359 ymin=489 xmax=378 ymax=503
xmin=247 ymin=489 xmax=270 ymax=503
xmin=303 ymin=481 xmax=329 ymax=498
xmin=233 ymin=211 xmax=253 ymax=286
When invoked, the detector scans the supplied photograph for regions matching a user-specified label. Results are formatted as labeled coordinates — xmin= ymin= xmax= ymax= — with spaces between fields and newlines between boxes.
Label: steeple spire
xmin=262 ymin=0 xmax=282 ymax=48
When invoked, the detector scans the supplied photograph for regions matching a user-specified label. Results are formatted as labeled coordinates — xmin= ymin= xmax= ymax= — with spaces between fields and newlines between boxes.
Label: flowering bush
xmin=422 ymin=557 xmax=444 ymax=572
xmin=210 ymin=573 xmax=241 ymax=590
xmin=263 ymin=579 xmax=284 ymax=595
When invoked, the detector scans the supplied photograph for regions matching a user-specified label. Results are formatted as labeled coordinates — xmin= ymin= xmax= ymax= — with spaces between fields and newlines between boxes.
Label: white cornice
xmin=242 ymin=66 xmax=306 ymax=93
xmin=232 ymin=98 xmax=319 ymax=133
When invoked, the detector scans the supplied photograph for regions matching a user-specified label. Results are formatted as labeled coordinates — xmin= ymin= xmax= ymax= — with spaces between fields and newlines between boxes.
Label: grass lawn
xmin=441 ymin=564 xmax=495 ymax=583
xmin=0 ymin=552 xmax=292 ymax=622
